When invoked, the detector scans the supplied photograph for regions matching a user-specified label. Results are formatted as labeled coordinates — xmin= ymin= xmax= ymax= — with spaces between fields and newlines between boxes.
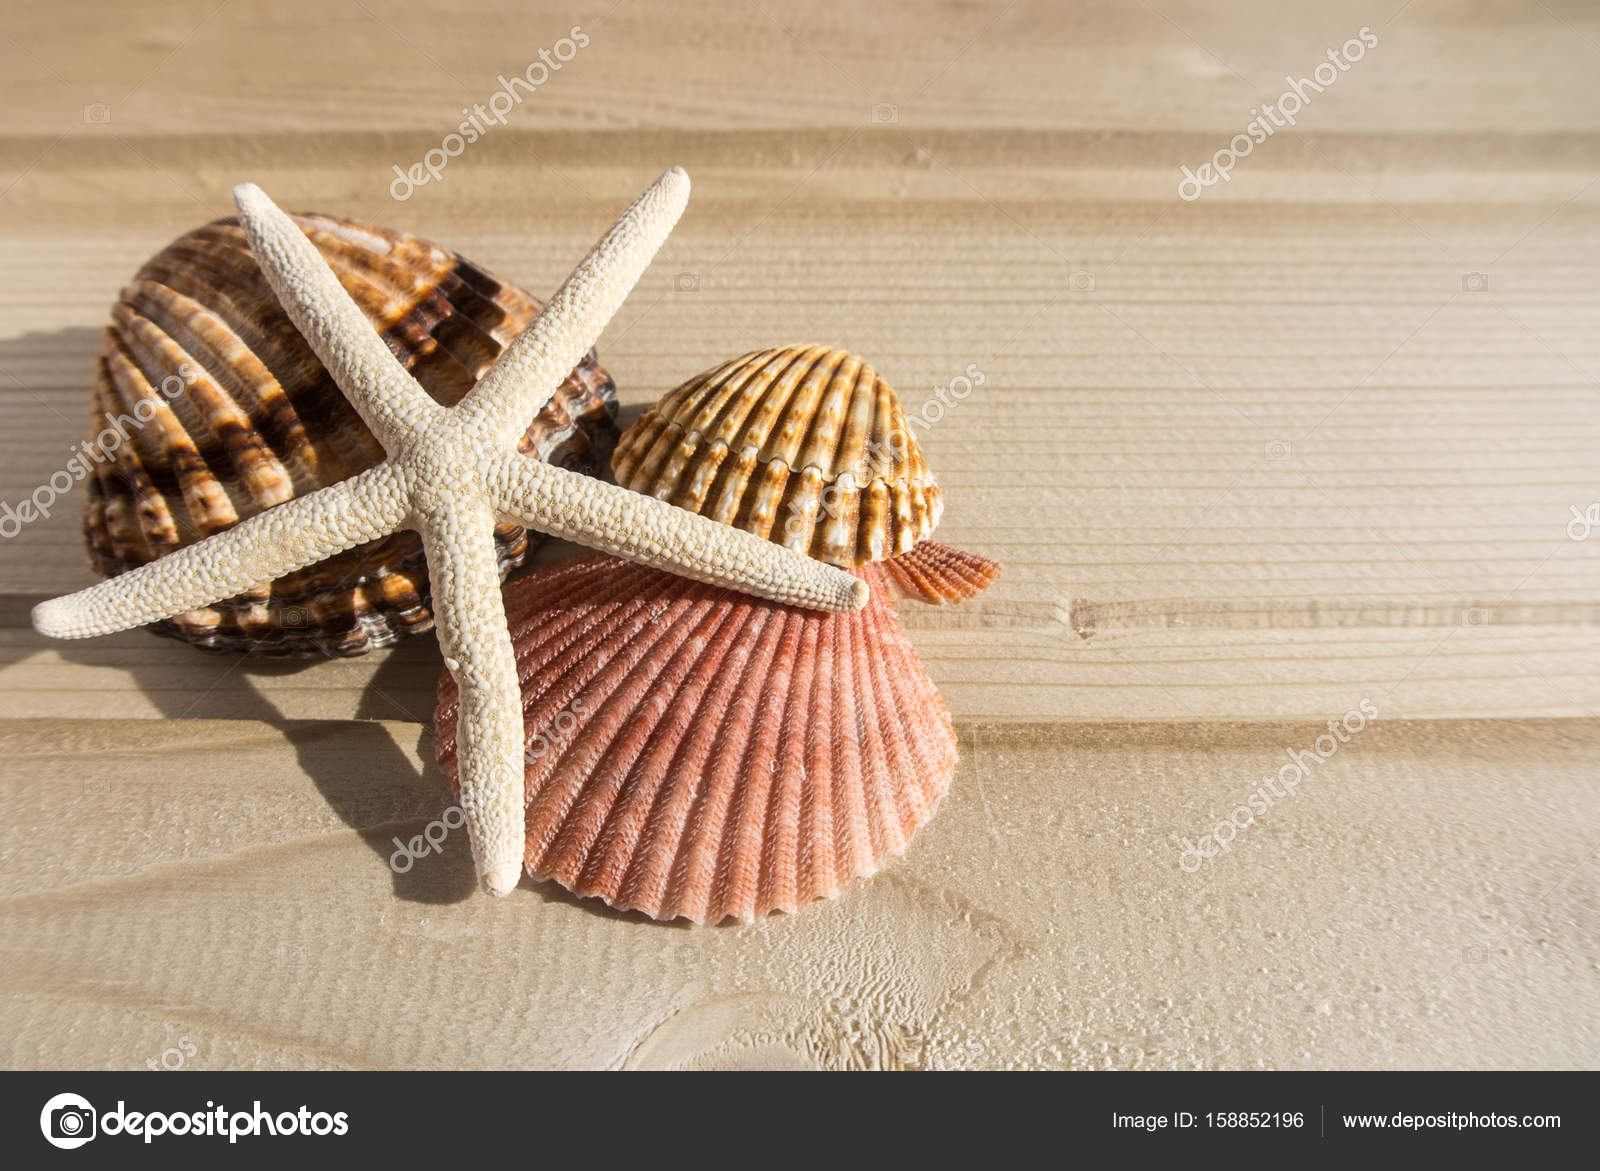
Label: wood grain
xmin=0 ymin=0 xmax=1596 ymax=1068
xmin=2 ymin=717 xmax=1594 ymax=1069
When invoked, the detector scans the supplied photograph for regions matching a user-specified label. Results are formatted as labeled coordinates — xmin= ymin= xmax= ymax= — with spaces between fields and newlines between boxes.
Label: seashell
xmin=434 ymin=553 xmax=957 ymax=924
xmin=879 ymin=540 xmax=1002 ymax=605
xmin=612 ymin=344 xmax=942 ymax=567
xmin=85 ymin=212 xmax=619 ymax=656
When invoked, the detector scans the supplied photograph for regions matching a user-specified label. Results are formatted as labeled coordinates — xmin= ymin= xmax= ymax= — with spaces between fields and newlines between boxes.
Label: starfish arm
xmin=416 ymin=498 xmax=527 ymax=897
xmin=232 ymin=183 xmax=443 ymax=451
xmin=486 ymin=451 xmax=869 ymax=613
xmin=32 ymin=464 xmax=411 ymax=639
xmin=455 ymin=167 xmax=691 ymax=444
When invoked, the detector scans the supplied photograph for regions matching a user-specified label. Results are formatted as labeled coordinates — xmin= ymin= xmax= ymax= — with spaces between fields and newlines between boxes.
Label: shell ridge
xmin=856 ymin=594 xmax=927 ymax=839
xmin=538 ymin=583 xmax=725 ymax=877
xmin=830 ymin=585 xmax=871 ymax=878
xmin=658 ymin=599 xmax=784 ymax=922
xmin=120 ymin=307 xmax=295 ymax=517
xmin=102 ymin=347 xmax=231 ymax=544
xmin=615 ymin=592 xmax=768 ymax=917
xmin=757 ymin=603 xmax=821 ymax=915
xmin=797 ymin=595 xmax=839 ymax=904
xmin=660 ymin=594 xmax=795 ymax=922
xmin=845 ymin=587 xmax=903 ymax=861
xmin=619 ymin=422 xmax=933 ymax=503
xmin=580 ymin=593 xmax=752 ymax=902
xmin=743 ymin=343 xmax=824 ymax=461
xmin=707 ymin=605 xmax=801 ymax=921
xmin=880 ymin=539 xmax=1000 ymax=604
xmin=119 ymin=284 xmax=322 ymax=496
xmin=702 ymin=346 xmax=809 ymax=443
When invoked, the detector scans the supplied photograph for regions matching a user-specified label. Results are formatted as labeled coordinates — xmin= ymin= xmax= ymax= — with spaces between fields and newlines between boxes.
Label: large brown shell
xmin=434 ymin=554 xmax=958 ymax=924
xmin=611 ymin=344 xmax=942 ymax=567
xmin=85 ymin=212 xmax=619 ymax=656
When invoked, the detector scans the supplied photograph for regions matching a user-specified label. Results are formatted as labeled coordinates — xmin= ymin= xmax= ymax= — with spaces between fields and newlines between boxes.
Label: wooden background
xmin=1 ymin=0 xmax=1595 ymax=1068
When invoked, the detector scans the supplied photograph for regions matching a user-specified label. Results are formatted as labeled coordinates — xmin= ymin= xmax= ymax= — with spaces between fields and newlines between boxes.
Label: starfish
xmin=33 ymin=168 xmax=867 ymax=897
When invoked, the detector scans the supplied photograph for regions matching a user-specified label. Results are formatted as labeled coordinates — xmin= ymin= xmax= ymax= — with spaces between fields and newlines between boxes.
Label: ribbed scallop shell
xmin=880 ymin=540 xmax=1002 ymax=605
xmin=612 ymin=344 xmax=942 ymax=567
xmin=434 ymin=554 xmax=958 ymax=924
xmin=85 ymin=212 xmax=618 ymax=656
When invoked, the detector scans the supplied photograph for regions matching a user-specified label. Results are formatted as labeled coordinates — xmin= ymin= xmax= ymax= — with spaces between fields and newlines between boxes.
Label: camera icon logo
xmin=871 ymin=103 xmax=898 ymax=124
xmin=40 ymin=1092 xmax=97 ymax=1149
xmin=83 ymin=103 xmax=111 ymax=124
xmin=1265 ymin=440 xmax=1292 ymax=462
xmin=1069 ymin=270 xmax=1095 ymax=292
xmin=1462 ymin=272 xmax=1489 ymax=293
xmin=674 ymin=272 xmax=700 ymax=293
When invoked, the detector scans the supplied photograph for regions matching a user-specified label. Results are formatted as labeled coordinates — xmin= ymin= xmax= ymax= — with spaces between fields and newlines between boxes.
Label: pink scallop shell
xmin=434 ymin=555 xmax=957 ymax=923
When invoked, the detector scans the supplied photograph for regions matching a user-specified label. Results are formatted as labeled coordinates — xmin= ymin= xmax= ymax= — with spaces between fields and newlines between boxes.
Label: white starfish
xmin=33 ymin=168 xmax=867 ymax=897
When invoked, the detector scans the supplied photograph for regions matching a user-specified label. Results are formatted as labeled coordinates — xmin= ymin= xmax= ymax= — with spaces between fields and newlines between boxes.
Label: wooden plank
xmin=3 ymin=182 xmax=1596 ymax=720
xmin=2 ymin=1 xmax=1597 ymax=137
xmin=0 ymin=0 xmax=1596 ymax=1071
xmin=1 ymin=716 xmax=1593 ymax=1069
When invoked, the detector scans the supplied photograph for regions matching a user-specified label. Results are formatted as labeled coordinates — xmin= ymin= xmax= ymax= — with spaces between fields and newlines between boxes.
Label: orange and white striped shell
xmin=612 ymin=344 xmax=942 ymax=568
xmin=434 ymin=553 xmax=957 ymax=924
xmin=85 ymin=211 xmax=618 ymax=656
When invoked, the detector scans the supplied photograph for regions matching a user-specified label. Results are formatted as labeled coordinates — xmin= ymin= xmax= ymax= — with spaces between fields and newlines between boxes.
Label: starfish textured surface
xmin=33 ymin=168 xmax=867 ymax=897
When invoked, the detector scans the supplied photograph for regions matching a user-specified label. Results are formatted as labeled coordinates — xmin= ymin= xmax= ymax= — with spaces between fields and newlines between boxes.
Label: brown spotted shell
xmin=611 ymin=344 xmax=941 ymax=567
xmin=85 ymin=212 xmax=619 ymax=656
